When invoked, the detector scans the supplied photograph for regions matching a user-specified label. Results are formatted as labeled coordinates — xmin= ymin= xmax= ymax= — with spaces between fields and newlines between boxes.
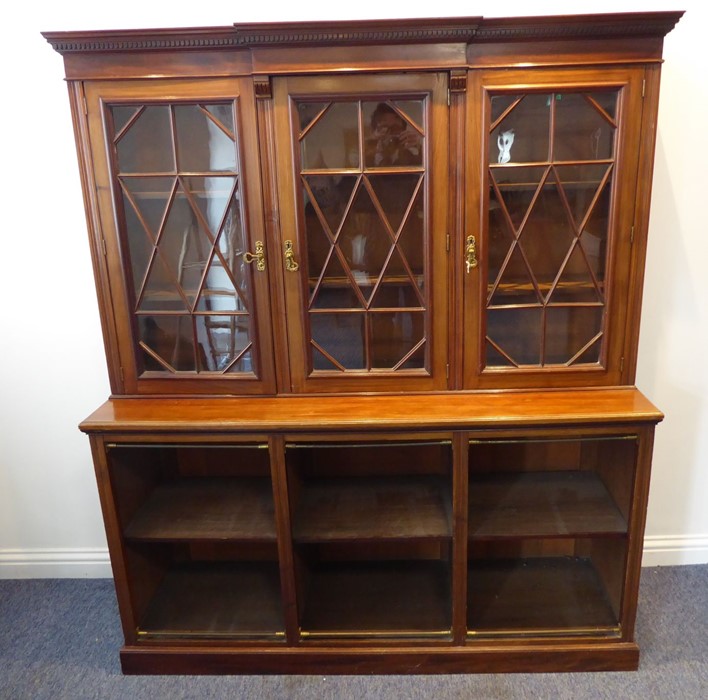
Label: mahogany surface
xmin=46 ymin=11 xmax=680 ymax=675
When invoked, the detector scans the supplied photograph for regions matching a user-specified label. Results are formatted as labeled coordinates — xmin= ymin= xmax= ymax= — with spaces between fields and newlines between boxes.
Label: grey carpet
xmin=0 ymin=565 xmax=706 ymax=699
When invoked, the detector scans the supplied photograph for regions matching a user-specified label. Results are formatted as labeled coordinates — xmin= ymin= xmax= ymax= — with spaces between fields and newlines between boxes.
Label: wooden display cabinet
xmin=45 ymin=11 xmax=681 ymax=674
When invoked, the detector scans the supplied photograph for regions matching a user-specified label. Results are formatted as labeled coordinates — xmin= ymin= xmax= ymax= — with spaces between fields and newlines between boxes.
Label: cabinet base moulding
xmin=119 ymin=642 xmax=641 ymax=675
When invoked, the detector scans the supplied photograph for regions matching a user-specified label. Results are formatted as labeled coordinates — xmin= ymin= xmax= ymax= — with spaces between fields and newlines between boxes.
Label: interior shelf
xmin=467 ymin=557 xmax=619 ymax=636
xmin=138 ymin=562 xmax=285 ymax=639
xmin=124 ymin=477 xmax=276 ymax=542
xmin=300 ymin=560 xmax=451 ymax=638
xmin=292 ymin=476 xmax=451 ymax=542
xmin=468 ymin=471 xmax=627 ymax=539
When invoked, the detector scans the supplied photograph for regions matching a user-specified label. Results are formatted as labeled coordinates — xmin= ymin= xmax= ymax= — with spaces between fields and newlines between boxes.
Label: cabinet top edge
xmin=43 ymin=12 xmax=683 ymax=55
xmin=79 ymin=388 xmax=663 ymax=434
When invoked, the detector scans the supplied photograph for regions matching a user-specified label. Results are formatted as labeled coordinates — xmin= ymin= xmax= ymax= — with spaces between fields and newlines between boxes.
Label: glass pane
xmin=140 ymin=254 xmax=187 ymax=312
xmin=311 ymin=253 xmax=363 ymax=310
xmin=121 ymin=176 xmax=174 ymax=240
xmin=545 ymin=306 xmax=603 ymax=365
xmin=550 ymin=244 xmax=602 ymax=303
xmin=393 ymin=100 xmax=424 ymax=132
xmin=204 ymin=104 xmax=235 ymax=136
xmin=174 ymin=104 xmax=237 ymax=173
xmin=111 ymin=105 xmax=141 ymax=135
xmin=580 ymin=181 xmax=612 ymax=283
xmin=138 ymin=315 xmax=194 ymax=371
xmin=298 ymin=101 xmax=328 ymax=133
xmin=158 ymin=184 xmax=210 ymax=308
xmin=468 ymin=543 xmax=624 ymax=633
xmin=518 ymin=180 xmax=575 ymax=298
xmin=310 ymin=313 xmax=365 ymax=370
xmin=301 ymin=102 xmax=359 ymax=170
xmin=182 ymin=176 xmax=235 ymax=235
xmin=195 ymin=315 xmax=251 ymax=372
xmin=489 ymin=94 xmax=520 ymax=126
xmin=216 ymin=195 xmax=249 ymax=294
xmin=338 ymin=185 xmax=392 ymax=299
xmin=370 ymin=311 xmax=425 ymax=369
xmin=490 ymin=94 xmax=551 ymax=164
xmin=368 ymin=174 xmax=421 ymax=233
xmin=120 ymin=176 xmax=174 ymax=299
xmin=114 ymin=106 xmax=175 ymax=173
xmin=486 ymin=307 xmax=543 ymax=366
xmin=554 ymin=93 xmax=616 ymax=161
xmin=490 ymin=166 xmax=548 ymax=232
xmin=489 ymin=245 xmax=540 ymax=306
xmin=304 ymin=174 xmax=357 ymax=235
xmin=554 ymin=164 xmax=610 ymax=229
xmin=364 ymin=102 xmax=424 ymax=168
xmin=396 ymin=188 xmax=425 ymax=290
xmin=194 ymin=253 xmax=247 ymax=313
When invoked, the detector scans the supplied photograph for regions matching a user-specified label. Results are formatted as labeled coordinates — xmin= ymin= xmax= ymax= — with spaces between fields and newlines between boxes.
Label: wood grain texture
xmin=468 ymin=472 xmax=627 ymax=539
xmin=292 ymin=476 xmax=452 ymax=542
xmin=118 ymin=642 xmax=640 ymax=674
xmin=80 ymin=388 xmax=662 ymax=433
xmin=124 ymin=478 xmax=277 ymax=542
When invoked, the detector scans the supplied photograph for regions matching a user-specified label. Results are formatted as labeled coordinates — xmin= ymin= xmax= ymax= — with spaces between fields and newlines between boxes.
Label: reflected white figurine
xmin=497 ymin=129 xmax=515 ymax=164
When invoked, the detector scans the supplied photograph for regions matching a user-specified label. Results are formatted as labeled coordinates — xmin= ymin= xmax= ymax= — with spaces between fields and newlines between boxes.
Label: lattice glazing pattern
xmin=111 ymin=103 xmax=256 ymax=375
xmin=297 ymin=99 xmax=429 ymax=372
xmin=486 ymin=91 xmax=618 ymax=368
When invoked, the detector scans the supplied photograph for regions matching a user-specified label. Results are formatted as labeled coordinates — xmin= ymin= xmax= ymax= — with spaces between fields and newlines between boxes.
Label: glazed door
xmin=273 ymin=73 xmax=450 ymax=393
xmin=463 ymin=67 xmax=645 ymax=389
xmin=85 ymin=79 xmax=276 ymax=394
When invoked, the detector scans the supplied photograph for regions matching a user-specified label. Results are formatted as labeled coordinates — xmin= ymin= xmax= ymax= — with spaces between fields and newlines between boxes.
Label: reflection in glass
xmin=296 ymin=96 xmax=429 ymax=376
xmin=115 ymin=106 xmax=175 ymax=173
xmin=554 ymin=93 xmax=616 ymax=161
xmin=195 ymin=315 xmax=251 ymax=372
xmin=490 ymin=94 xmax=551 ymax=164
xmin=139 ymin=315 xmax=195 ymax=371
xmin=174 ymin=105 xmax=237 ymax=172
xmin=370 ymin=311 xmax=424 ymax=368
xmin=122 ymin=177 xmax=174 ymax=240
xmin=183 ymin=176 xmax=235 ymax=235
xmin=301 ymin=102 xmax=359 ymax=170
xmin=518 ymin=181 xmax=575 ymax=294
xmin=486 ymin=307 xmax=543 ymax=366
xmin=311 ymin=313 xmax=365 ymax=370
xmin=490 ymin=166 xmax=548 ymax=230
xmin=545 ymin=306 xmax=603 ymax=364
xmin=363 ymin=101 xmax=424 ymax=168
xmin=139 ymin=254 xmax=187 ymax=312
xmin=112 ymin=100 xmax=257 ymax=375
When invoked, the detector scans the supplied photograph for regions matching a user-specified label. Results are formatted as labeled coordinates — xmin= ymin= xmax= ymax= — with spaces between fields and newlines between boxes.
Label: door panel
xmin=273 ymin=73 xmax=450 ymax=393
xmin=85 ymin=79 xmax=276 ymax=394
xmin=463 ymin=67 xmax=644 ymax=389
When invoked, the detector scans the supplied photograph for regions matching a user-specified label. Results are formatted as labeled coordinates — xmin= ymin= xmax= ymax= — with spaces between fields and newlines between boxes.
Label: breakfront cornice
xmin=43 ymin=12 xmax=683 ymax=55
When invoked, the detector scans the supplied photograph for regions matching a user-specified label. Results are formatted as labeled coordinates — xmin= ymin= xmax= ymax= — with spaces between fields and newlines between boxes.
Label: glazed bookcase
xmin=44 ymin=11 xmax=681 ymax=674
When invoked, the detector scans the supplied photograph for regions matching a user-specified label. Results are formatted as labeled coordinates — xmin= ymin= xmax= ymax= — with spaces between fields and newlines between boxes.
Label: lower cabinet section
xmin=83 ymin=392 xmax=659 ymax=673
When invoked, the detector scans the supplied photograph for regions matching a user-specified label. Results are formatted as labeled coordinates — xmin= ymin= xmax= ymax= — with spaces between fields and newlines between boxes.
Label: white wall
xmin=0 ymin=1 xmax=705 ymax=578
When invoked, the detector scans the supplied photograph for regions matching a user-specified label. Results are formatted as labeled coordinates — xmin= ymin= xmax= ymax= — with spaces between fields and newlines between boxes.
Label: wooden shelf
xmin=467 ymin=557 xmax=618 ymax=635
xmin=292 ymin=476 xmax=451 ymax=542
xmin=139 ymin=562 xmax=285 ymax=638
xmin=300 ymin=560 xmax=451 ymax=637
xmin=469 ymin=471 xmax=627 ymax=539
xmin=124 ymin=478 xmax=276 ymax=542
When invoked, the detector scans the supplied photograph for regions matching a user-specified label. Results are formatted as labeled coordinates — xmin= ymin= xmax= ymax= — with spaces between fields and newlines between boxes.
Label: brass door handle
xmin=284 ymin=240 xmax=300 ymax=272
xmin=465 ymin=235 xmax=478 ymax=273
xmin=243 ymin=241 xmax=266 ymax=271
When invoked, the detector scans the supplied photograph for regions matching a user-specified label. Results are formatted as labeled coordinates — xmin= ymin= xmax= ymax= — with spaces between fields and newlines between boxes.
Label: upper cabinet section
xmin=272 ymin=73 xmax=449 ymax=393
xmin=462 ymin=67 xmax=645 ymax=389
xmin=44 ymin=12 xmax=682 ymax=396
